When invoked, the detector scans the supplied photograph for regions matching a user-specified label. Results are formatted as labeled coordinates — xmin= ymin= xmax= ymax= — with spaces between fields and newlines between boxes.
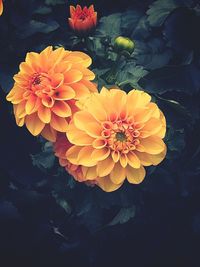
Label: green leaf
xmin=16 ymin=20 xmax=60 ymax=38
xmin=116 ymin=62 xmax=148 ymax=88
xmin=45 ymin=0 xmax=65 ymax=5
xmin=33 ymin=6 xmax=52 ymax=15
xmin=31 ymin=142 xmax=55 ymax=171
xmin=147 ymin=0 xmax=178 ymax=27
xmin=139 ymin=64 xmax=200 ymax=95
xmin=166 ymin=128 xmax=185 ymax=158
xmin=97 ymin=10 xmax=142 ymax=40
xmin=133 ymin=38 xmax=173 ymax=70
xmin=52 ymin=192 xmax=71 ymax=214
xmin=146 ymin=0 xmax=193 ymax=27
xmin=108 ymin=206 xmax=136 ymax=226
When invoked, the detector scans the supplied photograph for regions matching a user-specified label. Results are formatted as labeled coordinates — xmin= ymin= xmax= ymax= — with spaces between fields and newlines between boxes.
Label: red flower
xmin=68 ymin=5 xmax=97 ymax=35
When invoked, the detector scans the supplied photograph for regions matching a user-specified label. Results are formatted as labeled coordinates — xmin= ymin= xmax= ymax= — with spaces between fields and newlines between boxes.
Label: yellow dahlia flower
xmin=66 ymin=88 xmax=167 ymax=192
xmin=6 ymin=46 xmax=97 ymax=142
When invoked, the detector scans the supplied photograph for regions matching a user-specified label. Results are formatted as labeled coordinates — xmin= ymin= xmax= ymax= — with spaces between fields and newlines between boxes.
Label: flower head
xmin=0 ymin=0 xmax=3 ymax=16
xmin=68 ymin=5 xmax=97 ymax=36
xmin=6 ymin=46 xmax=97 ymax=142
xmin=66 ymin=87 xmax=167 ymax=192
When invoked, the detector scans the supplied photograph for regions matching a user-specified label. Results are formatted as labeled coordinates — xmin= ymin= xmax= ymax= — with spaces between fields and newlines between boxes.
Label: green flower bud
xmin=114 ymin=36 xmax=135 ymax=54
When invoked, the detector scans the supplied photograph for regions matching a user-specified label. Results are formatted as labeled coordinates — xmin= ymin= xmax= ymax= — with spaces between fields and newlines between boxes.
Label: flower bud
xmin=68 ymin=5 xmax=97 ymax=36
xmin=114 ymin=36 xmax=135 ymax=53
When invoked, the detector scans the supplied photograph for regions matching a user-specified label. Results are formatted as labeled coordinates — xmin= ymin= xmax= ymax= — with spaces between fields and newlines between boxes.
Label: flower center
xmin=101 ymin=118 xmax=141 ymax=153
xmin=30 ymin=72 xmax=53 ymax=97
xmin=115 ymin=132 xmax=127 ymax=142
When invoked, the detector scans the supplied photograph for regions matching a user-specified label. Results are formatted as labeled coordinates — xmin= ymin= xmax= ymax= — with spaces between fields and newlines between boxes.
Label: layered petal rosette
xmin=68 ymin=5 xmax=97 ymax=35
xmin=66 ymin=88 xmax=167 ymax=192
xmin=6 ymin=46 xmax=97 ymax=142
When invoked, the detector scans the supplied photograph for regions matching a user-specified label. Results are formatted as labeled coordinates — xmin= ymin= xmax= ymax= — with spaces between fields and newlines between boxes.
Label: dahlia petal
xmin=66 ymin=52 xmax=92 ymax=68
xmin=25 ymin=95 xmax=39 ymax=115
xmin=136 ymin=144 xmax=145 ymax=152
xmin=127 ymin=90 xmax=151 ymax=112
xmin=25 ymin=113 xmax=45 ymax=136
xmin=127 ymin=152 xmax=141 ymax=169
xmin=149 ymin=103 xmax=161 ymax=119
xmin=140 ymin=118 xmax=162 ymax=137
xmin=42 ymin=96 xmax=54 ymax=108
xmin=74 ymin=19 xmax=92 ymax=32
xmin=16 ymin=116 xmax=25 ymax=127
xmin=86 ymin=95 xmax=107 ymax=121
xmin=147 ymin=145 xmax=167 ymax=165
xmin=78 ymin=146 xmax=97 ymax=167
xmin=89 ymin=5 xmax=95 ymax=12
xmin=26 ymin=52 xmax=41 ymax=72
xmin=51 ymin=47 xmax=68 ymax=68
xmin=111 ymin=151 xmax=120 ymax=163
xmin=134 ymin=108 xmax=153 ymax=123
xmin=54 ymin=61 xmax=72 ymax=73
xmin=70 ymin=82 xmax=90 ymax=98
xmin=110 ymin=162 xmax=126 ymax=184
xmin=64 ymin=69 xmax=83 ymax=84
xmin=54 ymin=85 xmax=75 ymax=100
xmin=126 ymin=165 xmax=146 ymax=184
xmin=66 ymin=145 xmax=82 ymax=165
xmin=109 ymin=89 xmax=127 ymax=113
xmin=67 ymin=122 xmax=94 ymax=145
xmin=52 ymin=101 xmax=71 ymax=117
xmin=51 ymin=73 xmax=64 ymax=88
xmin=41 ymin=125 xmax=57 ymax=142
xmin=81 ymin=166 xmax=97 ymax=180
xmin=7 ymin=87 xmax=25 ymax=104
xmin=59 ymin=158 xmax=67 ymax=167
xmin=38 ymin=105 xmax=51 ymax=123
xmin=19 ymin=62 xmax=34 ymax=74
xmin=15 ymin=101 xmax=26 ymax=118
xmin=97 ymin=157 xmax=115 ymax=177
xmin=134 ymin=152 xmax=152 ymax=166
xmin=73 ymin=110 xmax=100 ymax=135
xmin=155 ymin=111 xmax=166 ymax=138
xmin=119 ymin=154 xmax=128 ymax=168
xmin=140 ymin=136 xmax=165 ymax=155
xmin=73 ymin=65 xmax=95 ymax=80
xmin=50 ymin=114 xmax=68 ymax=132
xmin=92 ymin=139 xmax=107 ymax=149
xmin=96 ymin=176 xmax=123 ymax=192
xmin=81 ymin=80 xmax=97 ymax=93
xmin=92 ymin=12 xmax=97 ymax=26
xmin=70 ymin=5 xmax=76 ymax=17
xmin=91 ymin=148 xmax=110 ymax=161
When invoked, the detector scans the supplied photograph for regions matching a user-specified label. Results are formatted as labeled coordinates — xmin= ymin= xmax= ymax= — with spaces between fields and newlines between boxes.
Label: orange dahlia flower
xmin=66 ymin=88 xmax=167 ymax=192
xmin=0 ymin=0 xmax=3 ymax=16
xmin=6 ymin=46 xmax=97 ymax=142
xmin=68 ymin=5 xmax=97 ymax=35
xmin=54 ymin=133 xmax=97 ymax=187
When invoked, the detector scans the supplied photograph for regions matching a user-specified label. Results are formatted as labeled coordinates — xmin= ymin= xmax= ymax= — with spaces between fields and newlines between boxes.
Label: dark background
xmin=1 ymin=0 xmax=200 ymax=266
